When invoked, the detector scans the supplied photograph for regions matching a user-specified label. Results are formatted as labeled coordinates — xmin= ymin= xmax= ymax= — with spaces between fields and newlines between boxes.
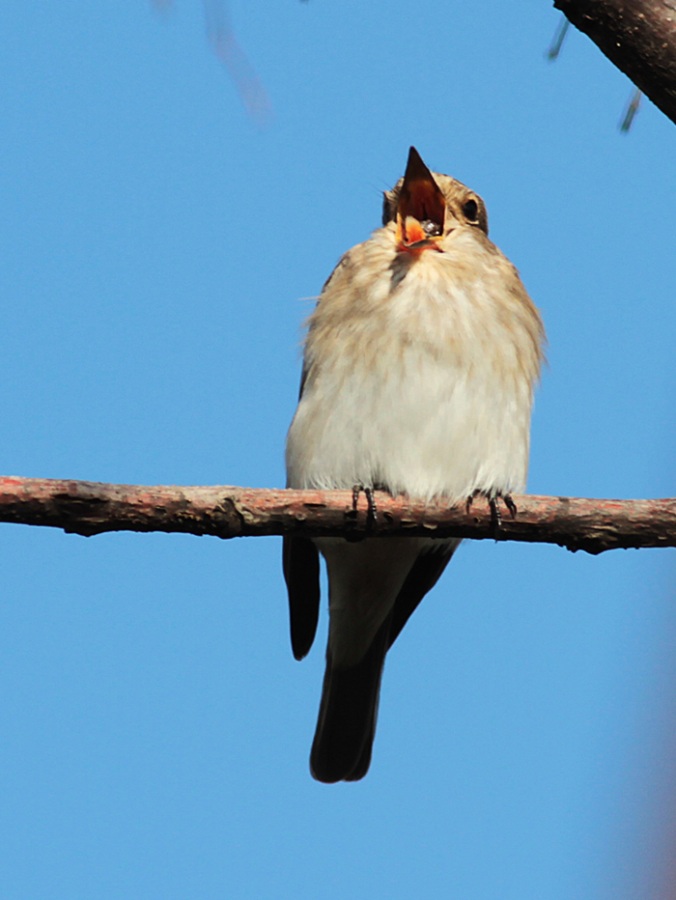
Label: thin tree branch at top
xmin=0 ymin=476 xmax=673 ymax=555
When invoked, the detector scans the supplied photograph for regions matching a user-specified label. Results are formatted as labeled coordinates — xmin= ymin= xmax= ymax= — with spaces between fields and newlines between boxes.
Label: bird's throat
xmin=396 ymin=214 xmax=444 ymax=255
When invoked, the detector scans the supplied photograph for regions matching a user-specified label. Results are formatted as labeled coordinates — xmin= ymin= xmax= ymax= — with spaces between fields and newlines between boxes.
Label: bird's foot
xmin=344 ymin=484 xmax=378 ymax=541
xmin=351 ymin=483 xmax=378 ymax=526
xmin=465 ymin=490 xmax=517 ymax=538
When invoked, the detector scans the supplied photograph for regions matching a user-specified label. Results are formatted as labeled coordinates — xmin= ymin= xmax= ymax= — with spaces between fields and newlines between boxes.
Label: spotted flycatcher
xmin=284 ymin=147 xmax=544 ymax=782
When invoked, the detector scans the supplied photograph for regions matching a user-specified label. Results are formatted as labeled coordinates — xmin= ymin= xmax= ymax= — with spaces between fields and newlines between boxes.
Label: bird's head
xmin=383 ymin=147 xmax=488 ymax=255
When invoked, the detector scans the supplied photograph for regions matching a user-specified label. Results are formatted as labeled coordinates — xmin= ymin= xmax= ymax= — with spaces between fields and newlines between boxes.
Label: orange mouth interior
xmin=395 ymin=147 xmax=446 ymax=253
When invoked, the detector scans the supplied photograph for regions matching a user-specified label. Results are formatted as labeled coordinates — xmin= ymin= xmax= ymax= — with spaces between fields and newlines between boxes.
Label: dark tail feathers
xmin=310 ymin=616 xmax=390 ymax=783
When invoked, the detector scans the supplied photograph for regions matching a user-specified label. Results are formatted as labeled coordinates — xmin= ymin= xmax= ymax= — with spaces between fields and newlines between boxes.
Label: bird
xmin=283 ymin=147 xmax=544 ymax=783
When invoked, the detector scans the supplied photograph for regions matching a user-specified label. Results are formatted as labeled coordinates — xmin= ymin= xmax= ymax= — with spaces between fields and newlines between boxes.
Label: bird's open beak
xmin=395 ymin=147 xmax=446 ymax=254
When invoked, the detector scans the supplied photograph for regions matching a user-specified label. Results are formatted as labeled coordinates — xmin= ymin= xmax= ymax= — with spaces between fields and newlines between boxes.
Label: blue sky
xmin=1 ymin=3 xmax=674 ymax=898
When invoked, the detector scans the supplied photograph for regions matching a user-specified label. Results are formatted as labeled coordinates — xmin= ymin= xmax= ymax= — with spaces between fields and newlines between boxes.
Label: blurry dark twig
xmin=203 ymin=0 xmax=272 ymax=125
xmin=620 ymin=88 xmax=642 ymax=132
xmin=150 ymin=0 xmax=271 ymax=124
xmin=547 ymin=11 xmax=645 ymax=130
xmin=546 ymin=16 xmax=570 ymax=61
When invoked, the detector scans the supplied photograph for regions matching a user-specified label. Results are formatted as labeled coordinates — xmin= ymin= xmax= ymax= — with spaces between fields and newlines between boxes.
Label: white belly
xmin=286 ymin=259 xmax=534 ymax=503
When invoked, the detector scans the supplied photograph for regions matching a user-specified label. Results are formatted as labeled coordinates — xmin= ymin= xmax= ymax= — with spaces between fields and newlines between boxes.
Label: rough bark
xmin=555 ymin=0 xmax=676 ymax=125
xmin=0 ymin=476 xmax=673 ymax=555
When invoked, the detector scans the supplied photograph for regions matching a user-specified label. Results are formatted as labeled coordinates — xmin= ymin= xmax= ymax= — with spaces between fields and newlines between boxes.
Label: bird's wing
xmin=283 ymin=362 xmax=322 ymax=661
xmin=283 ymin=535 xmax=320 ymax=661
xmin=388 ymin=540 xmax=459 ymax=650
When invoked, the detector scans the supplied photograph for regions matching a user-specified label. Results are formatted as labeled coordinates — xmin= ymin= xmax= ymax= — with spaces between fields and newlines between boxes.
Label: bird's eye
xmin=462 ymin=198 xmax=479 ymax=223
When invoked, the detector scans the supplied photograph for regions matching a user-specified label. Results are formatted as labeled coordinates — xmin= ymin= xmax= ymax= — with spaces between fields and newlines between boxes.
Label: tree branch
xmin=554 ymin=0 xmax=676 ymax=126
xmin=0 ymin=476 xmax=673 ymax=555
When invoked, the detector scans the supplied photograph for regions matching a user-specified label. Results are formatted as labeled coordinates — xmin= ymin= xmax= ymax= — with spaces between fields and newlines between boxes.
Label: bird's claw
xmin=351 ymin=483 xmax=378 ymax=526
xmin=466 ymin=490 xmax=517 ymax=538
xmin=503 ymin=494 xmax=517 ymax=519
